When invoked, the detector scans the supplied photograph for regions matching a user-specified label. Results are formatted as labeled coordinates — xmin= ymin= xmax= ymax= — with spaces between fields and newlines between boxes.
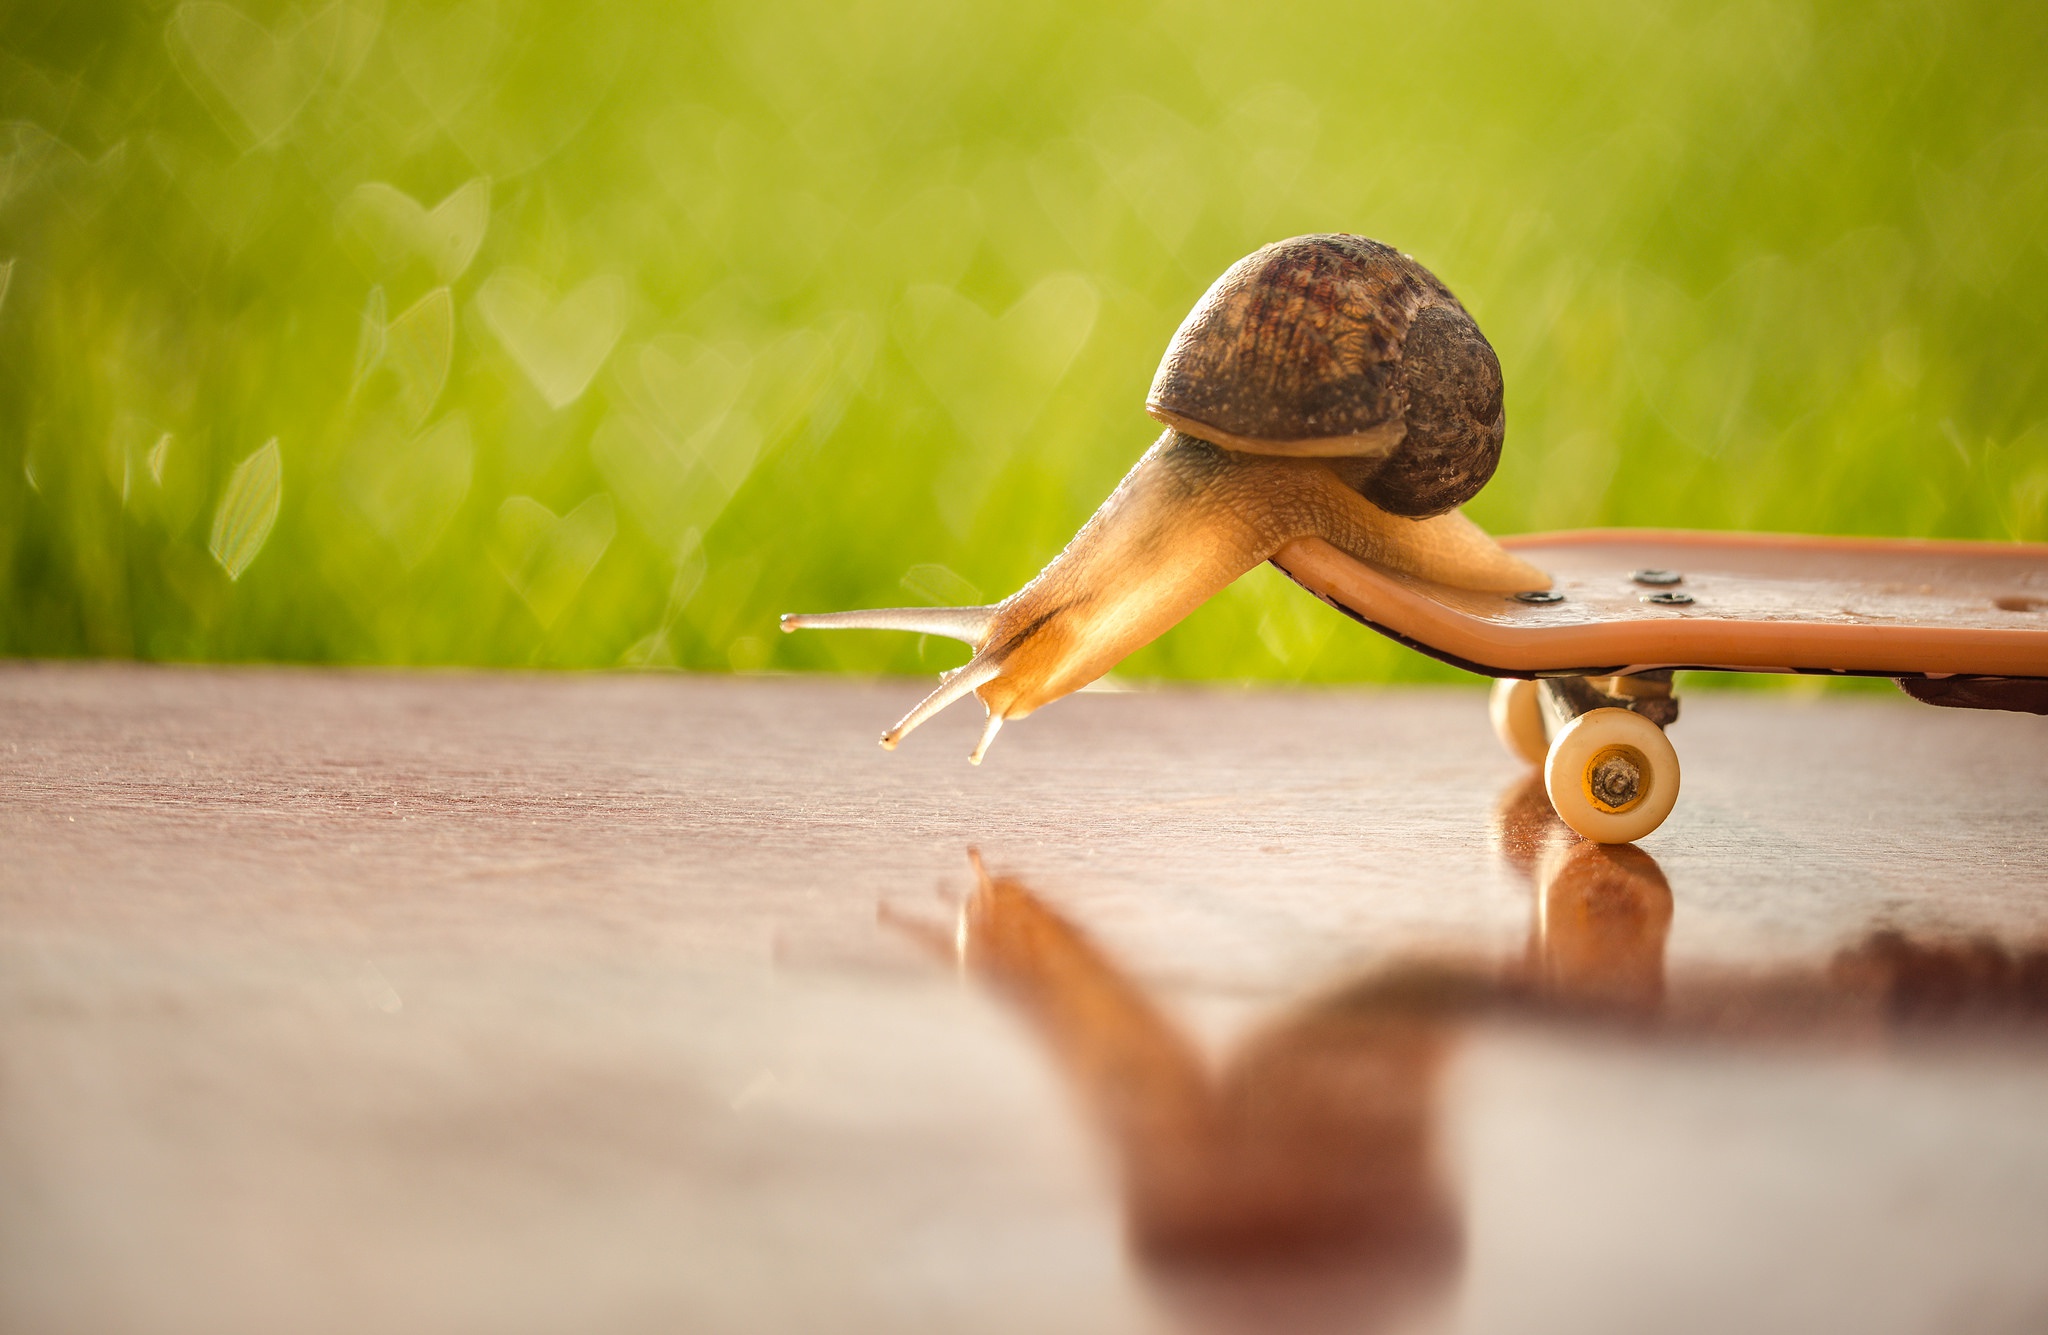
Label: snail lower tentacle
xmin=782 ymin=431 xmax=1547 ymax=760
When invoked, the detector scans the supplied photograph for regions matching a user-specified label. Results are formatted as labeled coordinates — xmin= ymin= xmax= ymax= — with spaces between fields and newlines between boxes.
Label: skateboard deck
xmin=1273 ymin=528 xmax=2048 ymax=682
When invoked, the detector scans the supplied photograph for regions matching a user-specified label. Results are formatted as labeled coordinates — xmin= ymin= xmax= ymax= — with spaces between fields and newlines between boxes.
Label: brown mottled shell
xmin=1146 ymin=234 xmax=1505 ymax=518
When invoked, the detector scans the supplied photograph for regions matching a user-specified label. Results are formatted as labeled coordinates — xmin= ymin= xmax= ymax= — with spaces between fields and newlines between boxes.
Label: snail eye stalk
xmin=780 ymin=606 xmax=995 ymax=645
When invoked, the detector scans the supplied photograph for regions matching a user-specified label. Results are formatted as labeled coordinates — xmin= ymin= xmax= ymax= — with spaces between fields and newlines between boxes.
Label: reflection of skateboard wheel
xmin=1543 ymin=707 xmax=1681 ymax=844
xmin=1488 ymin=678 xmax=1547 ymax=765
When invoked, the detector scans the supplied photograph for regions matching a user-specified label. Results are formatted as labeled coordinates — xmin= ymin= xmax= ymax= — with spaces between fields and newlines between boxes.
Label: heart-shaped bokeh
xmin=390 ymin=0 xmax=625 ymax=177
xmin=337 ymin=178 xmax=490 ymax=284
xmin=388 ymin=0 xmax=498 ymax=128
xmin=341 ymin=412 xmax=474 ymax=568
xmin=896 ymin=273 xmax=1098 ymax=532
xmin=147 ymin=133 xmax=277 ymax=255
xmin=167 ymin=1 xmax=345 ymax=145
xmin=633 ymin=340 xmax=758 ymax=489
xmin=355 ymin=287 xmax=453 ymax=432
xmin=476 ymin=270 xmax=627 ymax=409
xmin=588 ymin=412 xmax=700 ymax=551
xmin=489 ymin=493 xmax=616 ymax=627
xmin=2 ymin=124 xmax=130 ymax=224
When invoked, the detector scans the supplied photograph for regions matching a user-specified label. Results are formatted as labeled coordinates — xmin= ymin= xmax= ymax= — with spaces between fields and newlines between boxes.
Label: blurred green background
xmin=2 ymin=0 xmax=2045 ymax=685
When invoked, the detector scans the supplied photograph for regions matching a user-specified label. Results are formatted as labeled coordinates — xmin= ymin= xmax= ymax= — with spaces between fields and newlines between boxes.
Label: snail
xmin=783 ymin=234 xmax=1550 ymax=762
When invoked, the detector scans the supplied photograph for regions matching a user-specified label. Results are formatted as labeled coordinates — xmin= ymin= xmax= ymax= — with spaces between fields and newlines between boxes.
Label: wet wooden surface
xmin=3 ymin=662 xmax=2046 ymax=1335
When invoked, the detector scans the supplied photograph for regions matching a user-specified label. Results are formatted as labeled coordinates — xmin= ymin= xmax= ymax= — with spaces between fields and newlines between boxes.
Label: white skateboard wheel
xmin=1489 ymin=677 xmax=1547 ymax=765
xmin=1543 ymin=707 xmax=1680 ymax=845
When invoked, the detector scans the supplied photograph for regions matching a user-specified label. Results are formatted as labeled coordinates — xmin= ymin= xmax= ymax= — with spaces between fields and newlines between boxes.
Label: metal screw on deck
xmin=1642 ymin=591 xmax=1694 ymax=606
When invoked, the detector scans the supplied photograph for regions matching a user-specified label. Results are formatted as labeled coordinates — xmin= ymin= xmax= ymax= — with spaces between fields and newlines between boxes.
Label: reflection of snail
xmin=884 ymin=836 xmax=1677 ymax=1332
xmin=885 ymin=852 xmax=1463 ymax=1335
xmin=786 ymin=236 xmax=1549 ymax=761
xmin=888 ymin=819 xmax=2048 ymax=1331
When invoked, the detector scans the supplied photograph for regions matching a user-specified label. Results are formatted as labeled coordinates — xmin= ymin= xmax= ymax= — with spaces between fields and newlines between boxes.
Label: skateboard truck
xmin=1538 ymin=672 xmax=1679 ymax=729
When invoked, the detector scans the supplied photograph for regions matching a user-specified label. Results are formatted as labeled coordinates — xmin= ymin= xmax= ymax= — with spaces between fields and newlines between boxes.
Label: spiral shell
xmin=1146 ymin=234 xmax=1505 ymax=518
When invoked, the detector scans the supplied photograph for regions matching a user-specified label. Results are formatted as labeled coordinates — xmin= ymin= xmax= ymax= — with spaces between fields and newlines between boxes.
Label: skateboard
xmin=1272 ymin=528 xmax=2048 ymax=844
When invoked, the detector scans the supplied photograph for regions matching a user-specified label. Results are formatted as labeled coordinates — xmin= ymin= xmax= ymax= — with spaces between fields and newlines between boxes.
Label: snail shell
xmin=1145 ymin=234 xmax=1505 ymax=518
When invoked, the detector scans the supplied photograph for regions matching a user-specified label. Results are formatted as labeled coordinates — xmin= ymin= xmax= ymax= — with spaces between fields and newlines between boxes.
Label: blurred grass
xmin=1 ymin=0 xmax=2045 ymax=685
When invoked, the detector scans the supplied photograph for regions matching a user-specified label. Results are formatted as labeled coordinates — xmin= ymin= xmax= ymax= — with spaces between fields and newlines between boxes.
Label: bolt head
xmin=1587 ymin=749 xmax=1644 ymax=811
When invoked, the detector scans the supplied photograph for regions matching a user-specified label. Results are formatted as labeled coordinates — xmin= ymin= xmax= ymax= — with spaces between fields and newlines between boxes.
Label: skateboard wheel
xmin=1489 ymin=678 xmax=1547 ymax=765
xmin=1543 ymin=707 xmax=1680 ymax=845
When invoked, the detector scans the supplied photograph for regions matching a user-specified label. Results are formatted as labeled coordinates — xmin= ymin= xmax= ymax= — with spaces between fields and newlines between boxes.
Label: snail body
xmin=784 ymin=234 xmax=1549 ymax=761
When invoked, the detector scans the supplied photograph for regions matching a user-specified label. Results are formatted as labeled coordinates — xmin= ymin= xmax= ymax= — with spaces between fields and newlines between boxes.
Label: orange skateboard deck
xmin=1277 ymin=528 xmax=2047 ymax=843
xmin=1274 ymin=528 xmax=2048 ymax=685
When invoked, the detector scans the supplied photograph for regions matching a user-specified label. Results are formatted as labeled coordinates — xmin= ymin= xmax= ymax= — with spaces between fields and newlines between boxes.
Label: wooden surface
xmin=3 ymin=663 xmax=2047 ymax=1335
